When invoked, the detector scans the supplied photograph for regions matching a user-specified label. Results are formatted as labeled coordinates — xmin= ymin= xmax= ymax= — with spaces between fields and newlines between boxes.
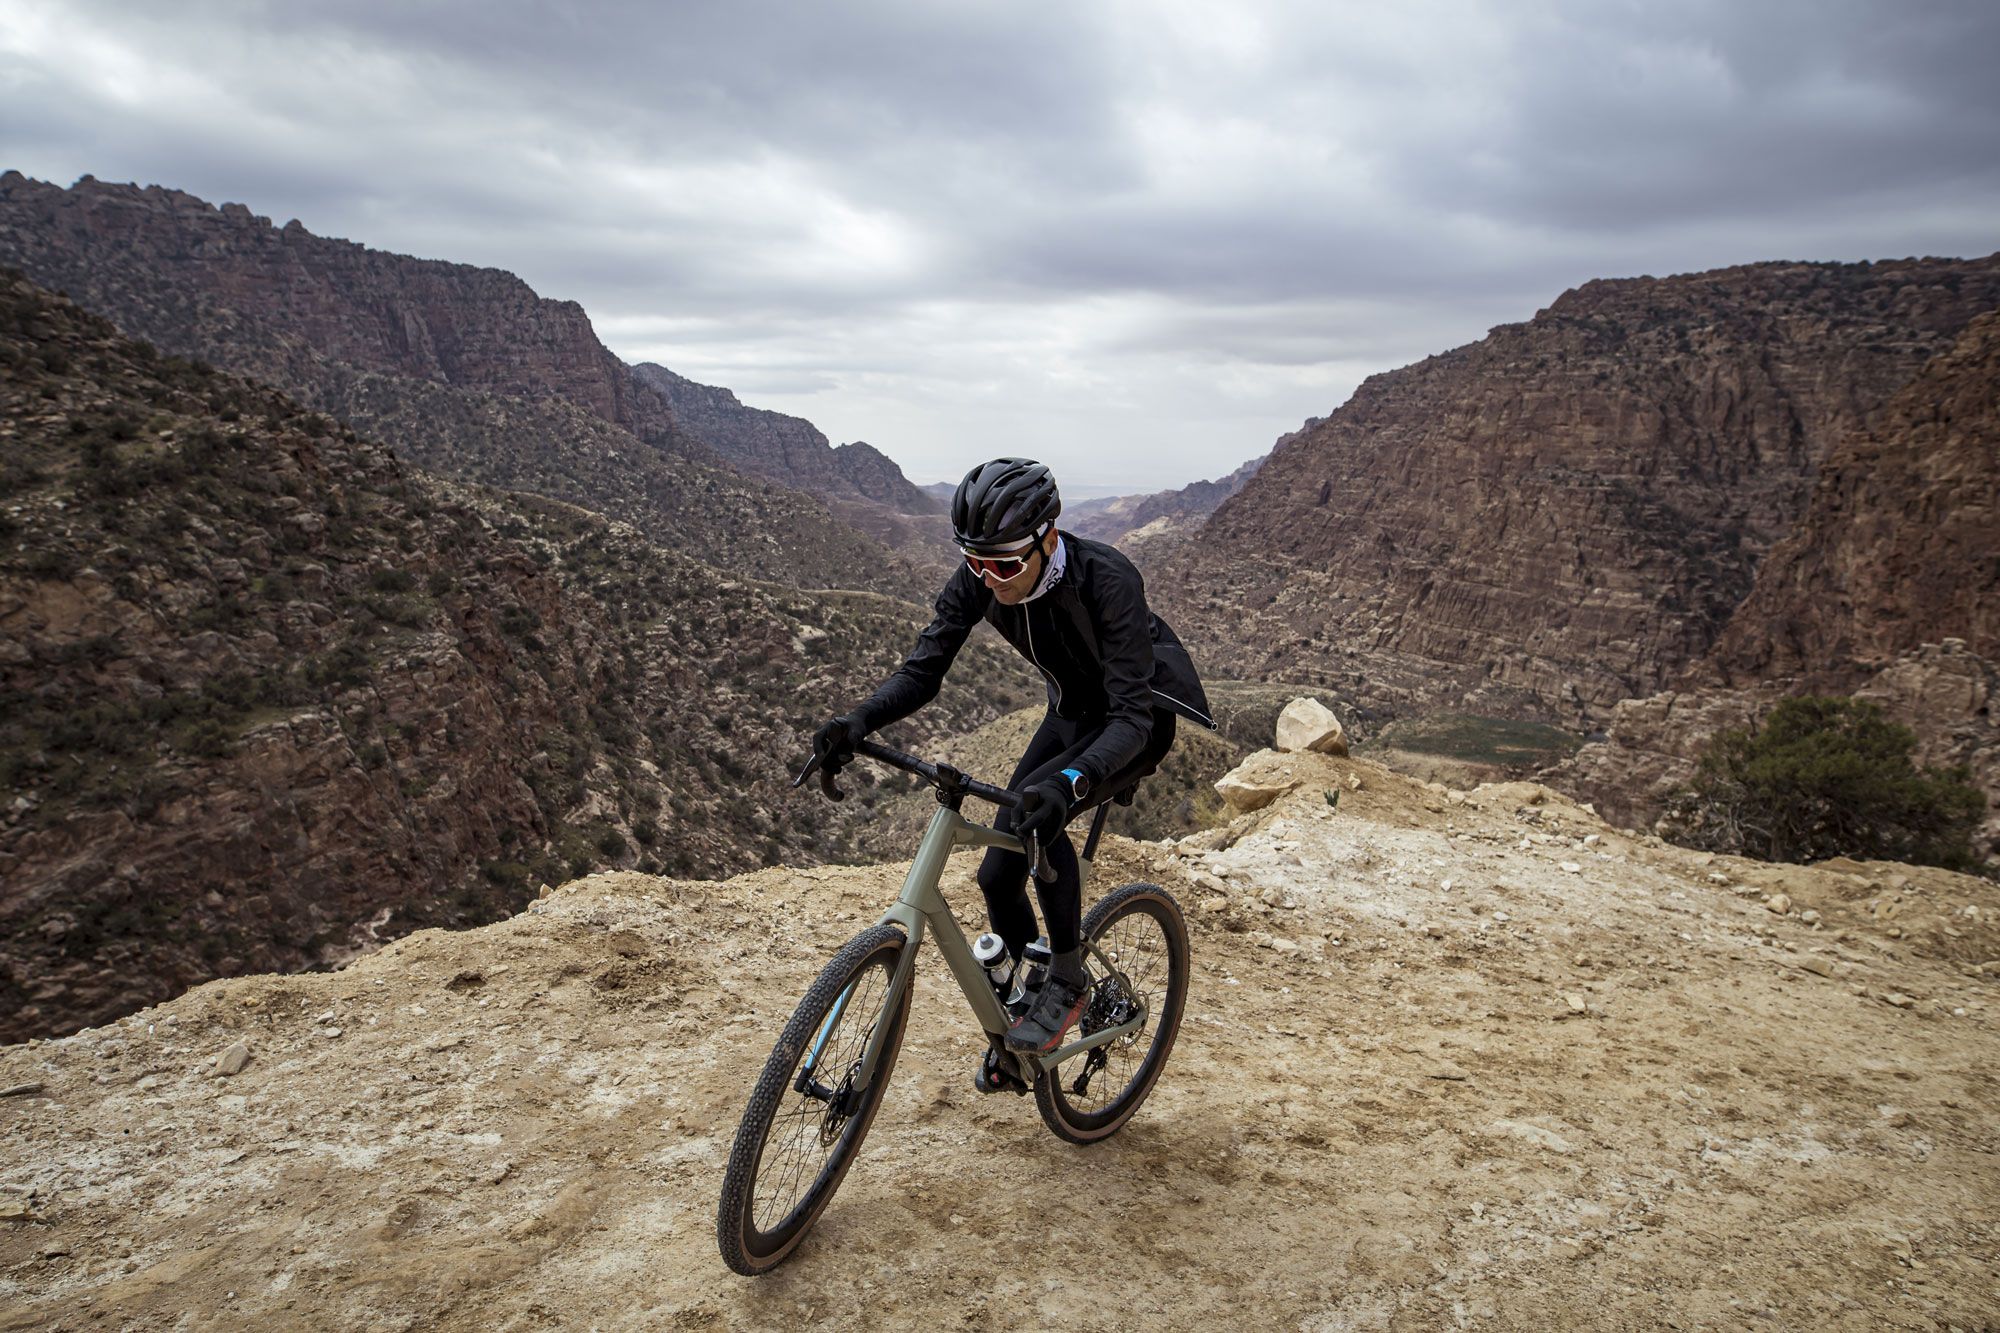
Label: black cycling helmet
xmin=951 ymin=457 xmax=1061 ymax=553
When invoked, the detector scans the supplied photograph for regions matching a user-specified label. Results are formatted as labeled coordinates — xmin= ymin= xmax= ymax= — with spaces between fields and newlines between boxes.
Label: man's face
xmin=968 ymin=528 xmax=1056 ymax=605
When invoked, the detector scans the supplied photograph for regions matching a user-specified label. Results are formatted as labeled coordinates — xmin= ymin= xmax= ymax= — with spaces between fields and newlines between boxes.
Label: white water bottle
xmin=972 ymin=932 xmax=1013 ymax=995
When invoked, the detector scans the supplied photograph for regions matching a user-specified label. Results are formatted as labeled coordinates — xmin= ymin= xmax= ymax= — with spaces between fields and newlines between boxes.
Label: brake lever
xmin=791 ymin=751 xmax=845 ymax=801
xmin=1027 ymin=831 xmax=1055 ymax=884
xmin=1020 ymin=788 xmax=1056 ymax=883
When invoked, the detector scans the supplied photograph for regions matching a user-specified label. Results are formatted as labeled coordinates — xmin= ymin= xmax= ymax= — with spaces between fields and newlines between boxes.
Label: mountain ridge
xmin=0 ymin=172 xmax=934 ymax=598
xmin=631 ymin=362 xmax=939 ymax=514
xmin=0 ymin=269 xmax=1037 ymax=1040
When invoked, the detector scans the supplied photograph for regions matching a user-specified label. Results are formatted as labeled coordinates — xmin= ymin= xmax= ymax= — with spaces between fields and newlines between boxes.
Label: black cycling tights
xmin=977 ymin=707 xmax=1176 ymax=956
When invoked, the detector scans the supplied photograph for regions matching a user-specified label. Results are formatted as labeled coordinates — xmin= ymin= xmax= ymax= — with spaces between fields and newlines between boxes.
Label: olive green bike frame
xmin=812 ymin=803 xmax=1146 ymax=1093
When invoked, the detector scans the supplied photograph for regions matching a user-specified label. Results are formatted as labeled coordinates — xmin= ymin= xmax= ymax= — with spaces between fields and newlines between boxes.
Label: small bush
xmin=1661 ymin=696 xmax=1985 ymax=870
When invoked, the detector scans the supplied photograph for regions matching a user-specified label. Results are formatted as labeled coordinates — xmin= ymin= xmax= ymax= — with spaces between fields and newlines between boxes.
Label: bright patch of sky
xmin=4 ymin=0 xmax=1995 ymax=491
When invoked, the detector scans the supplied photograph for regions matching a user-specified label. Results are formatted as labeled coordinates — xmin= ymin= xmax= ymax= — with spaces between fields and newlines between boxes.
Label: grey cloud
xmin=5 ymin=0 xmax=1997 ymax=490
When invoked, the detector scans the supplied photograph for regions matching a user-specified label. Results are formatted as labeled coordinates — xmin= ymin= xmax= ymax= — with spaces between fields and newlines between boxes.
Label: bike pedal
xmin=973 ymin=1047 xmax=1029 ymax=1096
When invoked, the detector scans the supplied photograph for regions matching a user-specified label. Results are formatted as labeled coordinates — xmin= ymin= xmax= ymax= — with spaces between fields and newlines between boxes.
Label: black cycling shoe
xmin=1003 ymin=949 xmax=1089 ymax=1054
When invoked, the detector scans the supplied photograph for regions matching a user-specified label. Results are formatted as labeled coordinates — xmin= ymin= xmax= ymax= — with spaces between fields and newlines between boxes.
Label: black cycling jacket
xmin=850 ymin=533 xmax=1215 ymax=792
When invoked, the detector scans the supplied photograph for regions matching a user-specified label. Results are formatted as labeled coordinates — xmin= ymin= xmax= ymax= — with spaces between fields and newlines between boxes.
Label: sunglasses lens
xmin=966 ymin=552 xmax=1025 ymax=577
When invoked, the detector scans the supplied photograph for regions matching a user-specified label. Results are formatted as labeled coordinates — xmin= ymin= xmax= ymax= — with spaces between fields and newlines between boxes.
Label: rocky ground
xmin=3 ymin=750 xmax=1997 ymax=1331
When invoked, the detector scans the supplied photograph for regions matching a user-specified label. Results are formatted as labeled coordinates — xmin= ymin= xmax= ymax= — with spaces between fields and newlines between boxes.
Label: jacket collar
xmin=1022 ymin=533 xmax=1067 ymax=603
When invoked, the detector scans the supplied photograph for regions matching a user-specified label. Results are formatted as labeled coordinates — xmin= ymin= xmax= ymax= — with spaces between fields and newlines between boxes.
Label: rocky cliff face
xmin=0 ymin=173 xmax=690 ymax=454
xmin=0 ymin=272 xmax=1036 ymax=1040
xmin=1146 ymin=257 xmax=2000 ymax=723
xmin=631 ymin=363 xmax=938 ymax=514
xmin=1555 ymin=312 xmax=2000 ymax=849
xmin=1701 ymin=309 xmax=2000 ymax=686
xmin=0 ymin=174 xmax=929 ymax=598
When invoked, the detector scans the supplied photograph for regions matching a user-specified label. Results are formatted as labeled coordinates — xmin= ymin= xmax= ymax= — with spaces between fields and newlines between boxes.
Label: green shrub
xmin=1662 ymin=696 xmax=1985 ymax=870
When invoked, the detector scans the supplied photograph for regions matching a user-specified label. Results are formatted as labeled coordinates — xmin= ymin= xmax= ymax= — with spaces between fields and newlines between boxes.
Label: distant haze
xmin=5 ymin=1 xmax=1997 ymax=490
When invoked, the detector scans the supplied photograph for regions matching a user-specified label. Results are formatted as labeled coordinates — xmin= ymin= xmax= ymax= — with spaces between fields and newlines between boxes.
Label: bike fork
xmin=794 ymin=982 xmax=858 ymax=1099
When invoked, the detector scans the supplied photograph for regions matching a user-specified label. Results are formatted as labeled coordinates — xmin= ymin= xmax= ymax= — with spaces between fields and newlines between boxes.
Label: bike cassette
xmin=1082 ymin=974 xmax=1138 ymax=1036
xmin=974 ymin=1044 xmax=1030 ymax=1096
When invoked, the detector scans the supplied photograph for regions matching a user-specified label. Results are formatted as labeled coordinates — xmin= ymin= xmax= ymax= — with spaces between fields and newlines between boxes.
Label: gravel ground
xmin=3 ymin=751 xmax=1996 ymax=1331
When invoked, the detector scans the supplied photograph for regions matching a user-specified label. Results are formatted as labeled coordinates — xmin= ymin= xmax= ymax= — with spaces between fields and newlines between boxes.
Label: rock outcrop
xmin=1274 ymin=696 xmax=1349 ymax=755
xmin=1146 ymin=256 xmax=2000 ymax=722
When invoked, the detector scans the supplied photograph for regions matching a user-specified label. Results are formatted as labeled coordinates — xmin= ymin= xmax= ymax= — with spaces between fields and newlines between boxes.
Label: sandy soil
xmin=3 ymin=751 xmax=1997 ymax=1331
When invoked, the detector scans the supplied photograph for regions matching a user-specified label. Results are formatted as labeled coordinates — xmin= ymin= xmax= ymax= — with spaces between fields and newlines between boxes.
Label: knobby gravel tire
xmin=716 ymin=923 xmax=911 ymax=1276
xmin=1035 ymin=882 xmax=1190 ymax=1144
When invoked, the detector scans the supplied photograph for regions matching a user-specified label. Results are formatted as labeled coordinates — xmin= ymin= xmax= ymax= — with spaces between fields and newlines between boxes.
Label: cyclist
xmin=812 ymin=458 xmax=1214 ymax=1068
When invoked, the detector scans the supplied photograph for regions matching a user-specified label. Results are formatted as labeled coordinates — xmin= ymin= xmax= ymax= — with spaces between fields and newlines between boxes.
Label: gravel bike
xmin=716 ymin=738 xmax=1190 ymax=1276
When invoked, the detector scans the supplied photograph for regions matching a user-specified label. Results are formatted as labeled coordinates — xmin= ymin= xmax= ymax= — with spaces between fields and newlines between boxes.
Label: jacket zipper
xmin=1023 ymin=607 xmax=1064 ymax=712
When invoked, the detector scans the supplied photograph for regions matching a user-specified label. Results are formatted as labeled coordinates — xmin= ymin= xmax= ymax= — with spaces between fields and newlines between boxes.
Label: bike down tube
xmin=854 ymin=804 xmax=1030 ymax=1090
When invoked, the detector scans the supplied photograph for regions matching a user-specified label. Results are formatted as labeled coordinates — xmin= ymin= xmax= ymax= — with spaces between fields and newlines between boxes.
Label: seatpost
xmin=1079 ymin=800 xmax=1112 ymax=861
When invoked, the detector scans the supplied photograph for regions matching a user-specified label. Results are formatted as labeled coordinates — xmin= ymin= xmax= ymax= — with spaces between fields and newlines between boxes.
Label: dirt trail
xmin=3 ymin=752 xmax=1997 ymax=1331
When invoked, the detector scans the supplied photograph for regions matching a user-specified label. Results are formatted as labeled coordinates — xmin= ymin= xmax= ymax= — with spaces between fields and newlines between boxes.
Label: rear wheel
xmin=1034 ymin=883 xmax=1189 ymax=1143
xmin=717 ymin=923 xmax=911 ymax=1275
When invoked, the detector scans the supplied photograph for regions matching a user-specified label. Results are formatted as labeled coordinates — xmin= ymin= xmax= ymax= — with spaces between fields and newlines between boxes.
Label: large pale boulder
xmin=1215 ymin=758 xmax=1302 ymax=813
xmin=1275 ymin=697 xmax=1349 ymax=756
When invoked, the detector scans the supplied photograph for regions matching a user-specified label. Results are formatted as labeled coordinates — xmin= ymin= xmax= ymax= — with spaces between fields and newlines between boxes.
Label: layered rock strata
xmin=1148 ymin=256 xmax=2000 ymax=722
xmin=1556 ymin=312 xmax=2000 ymax=851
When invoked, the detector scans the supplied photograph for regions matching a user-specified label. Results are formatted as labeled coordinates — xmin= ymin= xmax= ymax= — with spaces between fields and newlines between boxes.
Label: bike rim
xmin=750 ymin=954 xmax=895 ymax=1239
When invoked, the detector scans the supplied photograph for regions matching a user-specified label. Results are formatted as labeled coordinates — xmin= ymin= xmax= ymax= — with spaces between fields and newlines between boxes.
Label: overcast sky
xmin=5 ymin=1 xmax=1997 ymax=491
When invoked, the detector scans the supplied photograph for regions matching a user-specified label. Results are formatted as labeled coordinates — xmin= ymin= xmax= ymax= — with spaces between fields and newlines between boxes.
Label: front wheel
xmin=1034 ymin=883 xmax=1189 ymax=1144
xmin=717 ymin=923 xmax=911 ymax=1275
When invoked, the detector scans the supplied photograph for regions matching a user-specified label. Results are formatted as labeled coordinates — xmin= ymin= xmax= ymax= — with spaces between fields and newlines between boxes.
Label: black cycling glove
xmin=811 ymin=714 xmax=865 ymax=773
xmin=1013 ymin=775 xmax=1073 ymax=847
